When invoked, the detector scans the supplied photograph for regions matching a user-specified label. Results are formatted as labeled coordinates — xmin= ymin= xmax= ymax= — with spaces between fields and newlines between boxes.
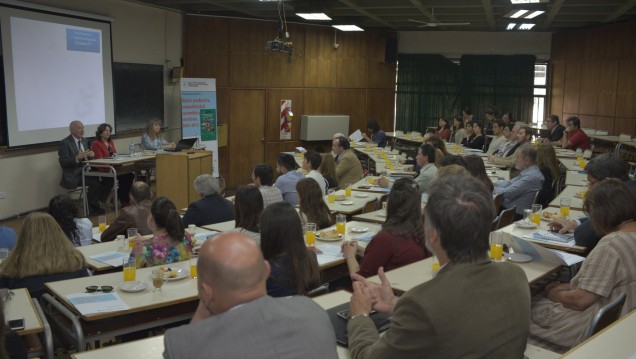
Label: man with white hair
xmin=182 ymin=174 xmax=234 ymax=226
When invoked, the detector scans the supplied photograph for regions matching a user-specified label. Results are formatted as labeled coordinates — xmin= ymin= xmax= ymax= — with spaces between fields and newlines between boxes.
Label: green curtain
xmin=395 ymin=54 xmax=460 ymax=132
xmin=460 ymin=55 xmax=536 ymax=123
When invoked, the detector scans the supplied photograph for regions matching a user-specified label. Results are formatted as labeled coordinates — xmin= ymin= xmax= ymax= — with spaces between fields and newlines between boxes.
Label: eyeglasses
xmin=85 ymin=285 xmax=114 ymax=293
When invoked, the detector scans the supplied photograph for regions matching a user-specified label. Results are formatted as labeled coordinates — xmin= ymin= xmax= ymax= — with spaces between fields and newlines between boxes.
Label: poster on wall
xmin=180 ymin=78 xmax=219 ymax=177
xmin=280 ymin=99 xmax=292 ymax=140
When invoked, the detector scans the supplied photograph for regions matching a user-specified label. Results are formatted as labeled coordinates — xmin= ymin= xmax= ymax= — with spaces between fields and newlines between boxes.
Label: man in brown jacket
xmin=332 ymin=136 xmax=363 ymax=188
xmin=100 ymin=181 xmax=153 ymax=242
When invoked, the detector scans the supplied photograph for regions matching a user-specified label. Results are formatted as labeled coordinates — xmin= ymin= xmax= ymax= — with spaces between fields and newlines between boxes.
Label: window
xmin=532 ymin=63 xmax=547 ymax=124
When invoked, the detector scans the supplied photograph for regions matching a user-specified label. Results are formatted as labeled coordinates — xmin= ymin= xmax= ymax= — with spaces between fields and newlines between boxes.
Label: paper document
xmin=67 ymin=292 xmax=130 ymax=316
xmin=523 ymin=230 xmax=575 ymax=246
xmin=88 ymin=251 xmax=128 ymax=267
xmin=349 ymin=129 xmax=363 ymax=142
xmin=92 ymin=229 xmax=102 ymax=242
xmin=315 ymin=244 xmax=342 ymax=266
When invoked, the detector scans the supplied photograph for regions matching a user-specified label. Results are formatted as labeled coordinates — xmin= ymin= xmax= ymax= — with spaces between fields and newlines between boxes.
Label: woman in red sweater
xmin=91 ymin=123 xmax=134 ymax=207
xmin=342 ymin=177 xmax=429 ymax=277
xmin=436 ymin=116 xmax=451 ymax=142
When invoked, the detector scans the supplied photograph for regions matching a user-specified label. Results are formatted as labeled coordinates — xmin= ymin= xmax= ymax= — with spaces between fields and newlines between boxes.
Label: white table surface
xmin=201 ymin=220 xmax=236 ymax=232
xmin=555 ymin=148 xmax=578 ymax=158
xmin=565 ymin=170 xmax=589 ymax=186
xmin=559 ymin=158 xmax=587 ymax=171
xmin=76 ymin=240 xmax=127 ymax=271
xmin=352 ymin=209 xmax=387 ymax=224
xmin=549 ymin=185 xmax=586 ymax=211
xmin=3 ymin=288 xmax=43 ymax=335
xmin=312 ymin=221 xmax=382 ymax=269
xmin=85 ymin=153 xmax=156 ymax=166
xmin=350 ymin=177 xmax=391 ymax=194
xmin=325 ymin=190 xmax=384 ymax=215
xmin=71 ymin=335 xmax=164 ymax=359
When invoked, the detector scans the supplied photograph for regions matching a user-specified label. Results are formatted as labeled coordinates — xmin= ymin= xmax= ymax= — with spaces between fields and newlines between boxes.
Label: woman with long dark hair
xmin=130 ymin=196 xmax=192 ymax=268
xmin=435 ymin=117 xmax=451 ymax=141
xmin=48 ymin=195 xmax=92 ymax=247
xmin=450 ymin=116 xmax=466 ymax=145
xmin=260 ymin=202 xmax=320 ymax=297
xmin=232 ymin=185 xmax=263 ymax=244
xmin=297 ymin=178 xmax=333 ymax=230
xmin=342 ymin=177 xmax=429 ymax=277
xmin=464 ymin=155 xmax=494 ymax=192
xmin=462 ymin=120 xmax=486 ymax=150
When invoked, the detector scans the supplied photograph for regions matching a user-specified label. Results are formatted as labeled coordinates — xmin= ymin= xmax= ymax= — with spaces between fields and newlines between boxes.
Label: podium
xmin=156 ymin=151 xmax=213 ymax=210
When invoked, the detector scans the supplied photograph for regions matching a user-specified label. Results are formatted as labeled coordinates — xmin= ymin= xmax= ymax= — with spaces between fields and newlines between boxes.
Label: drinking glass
xmin=116 ymin=235 xmax=126 ymax=252
xmin=345 ymin=183 xmax=352 ymax=197
xmin=98 ymin=216 xmax=107 ymax=232
xmin=523 ymin=209 xmax=533 ymax=224
xmin=151 ymin=269 xmax=164 ymax=293
xmin=336 ymin=214 xmax=346 ymax=235
xmin=531 ymin=204 xmax=542 ymax=225
xmin=327 ymin=189 xmax=335 ymax=204
xmin=489 ymin=233 xmax=504 ymax=261
xmin=367 ymin=176 xmax=375 ymax=185
xmin=123 ymin=258 xmax=136 ymax=282
xmin=560 ymin=198 xmax=571 ymax=217
xmin=190 ymin=257 xmax=198 ymax=279
xmin=305 ymin=223 xmax=316 ymax=246
xmin=187 ymin=224 xmax=197 ymax=237
xmin=127 ymin=228 xmax=138 ymax=248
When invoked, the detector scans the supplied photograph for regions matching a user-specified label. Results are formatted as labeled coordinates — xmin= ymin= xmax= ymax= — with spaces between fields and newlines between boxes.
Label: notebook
xmin=326 ymin=302 xmax=392 ymax=347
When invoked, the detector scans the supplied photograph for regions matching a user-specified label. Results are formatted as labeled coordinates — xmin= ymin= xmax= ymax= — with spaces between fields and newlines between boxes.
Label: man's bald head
xmin=198 ymin=232 xmax=268 ymax=293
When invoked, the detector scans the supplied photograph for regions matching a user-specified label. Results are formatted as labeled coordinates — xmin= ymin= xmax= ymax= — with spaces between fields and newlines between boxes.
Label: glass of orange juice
xmin=123 ymin=258 xmax=136 ymax=281
xmin=336 ymin=214 xmax=346 ymax=235
xmin=431 ymin=256 xmax=440 ymax=272
xmin=127 ymin=228 xmax=138 ymax=248
xmin=327 ymin=189 xmax=335 ymax=204
xmin=560 ymin=198 xmax=571 ymax=217
xmin=345 ymin=183 xmax=352 ymax=197
xmin=367 ymin=176 xmax=375 ymax=185
xmin=305 ymin=223 xmax=316 ymax=246
xmin=489 ymin=233 xmax=504 ymax=261
xmin=190 ymin=257 xmax=198 ymax=279
xmin=98 ymin=216 xmax=107 ymax=232
xmin=531 ymin=204 xmax=542 ymax=225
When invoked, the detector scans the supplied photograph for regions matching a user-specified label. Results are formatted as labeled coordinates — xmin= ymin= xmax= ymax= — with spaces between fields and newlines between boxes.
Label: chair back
xmin=585 ymin=292 xmax=627 ymax=339
xmin=361 ymin=199 xmax=379 ymax=214
xmin=495 ymin=206 xmax=516 ymax=230
xmin=493 ymin=193 xmax=504 ymax=212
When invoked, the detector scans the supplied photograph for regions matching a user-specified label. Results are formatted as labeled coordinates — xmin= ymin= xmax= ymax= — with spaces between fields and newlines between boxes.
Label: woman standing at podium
xmin=141 ymin=118 xmax=176 ymax=151
xmin=91 ymin=123 xmax=134 ymax=207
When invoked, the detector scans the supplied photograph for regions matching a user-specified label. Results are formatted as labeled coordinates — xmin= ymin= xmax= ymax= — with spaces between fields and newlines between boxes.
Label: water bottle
xmin=129 ymin=141 xmax=136 ymax=157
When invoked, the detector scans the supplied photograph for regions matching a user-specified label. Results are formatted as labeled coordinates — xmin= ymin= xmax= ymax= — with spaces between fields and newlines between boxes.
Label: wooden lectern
xmin=156 ymin=150 xmax=213 ymax=210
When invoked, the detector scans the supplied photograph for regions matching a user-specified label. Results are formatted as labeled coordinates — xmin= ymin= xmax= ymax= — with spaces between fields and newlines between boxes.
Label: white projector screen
xmin=0 ymin=3 xmax=114 ymax=147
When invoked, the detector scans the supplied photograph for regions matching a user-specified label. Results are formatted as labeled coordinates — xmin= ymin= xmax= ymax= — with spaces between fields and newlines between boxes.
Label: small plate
xmin=158 ymin=268 xmax=190 ymax=281
xmin=341 ymin=201 xmax=354 ymax=205
xmin=350 ymin=227 xmax=369 ymax=233
xmin=316 ymin=233 xmax=344 ymax=241
xmin=354 ymin=193 xmax=368 ymax=198
xmin=118 ymin=281 xmax=146 ymax=293
xmin=514 ymin=221 xmax=537 ymax=229
xmin=541 ymin=211 xmax=566 ymax=222
xmin=506 ymin=253 xmax=533 ymax=263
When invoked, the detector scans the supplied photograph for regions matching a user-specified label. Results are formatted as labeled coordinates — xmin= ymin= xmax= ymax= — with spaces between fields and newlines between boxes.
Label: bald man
xmin=163 ymin=232 xmax=337 ymax=359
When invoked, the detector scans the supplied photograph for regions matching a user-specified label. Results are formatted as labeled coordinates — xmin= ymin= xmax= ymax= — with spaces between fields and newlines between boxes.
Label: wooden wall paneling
xmin=229 ymin=19 xmax=271 ymax=88
xmin=616 ymin=22 xmax=636 ymax=58
xmin=228 ymin=89 xmax=266 ymax=189
xmin=616 ymin=58 xmax=636 ymax=119
xmin=184 ymin=17 xmax=230 ymax=86
xmin=578 ymin=115 xmax=597 ymax=131
xmin=596 ymin=60 xmax=618 ymax=117
xmin=303 ymin=88 xmax=338 ymax=114
xmin=266 ymin=89 xmax=305 ymax=142
xmin=268 ymin=24 xmax=305 ymax=88
xmin=562 ymin=62 xmax=581 ymax=114
xmin=550 ymin=32 xmax=566 ymax=62
xmin=335 ymin=89 xmax=367 ymax=134
xmin=366 ymin=32 xmax=397 ymax=89
xmin=578 ymin=61 xmax=599 ymax=115
xmin=581 ymin=115 xmax=614 ymax=134
xmin=614 ymin=118 xmax=636 ymax=136
xmin=336 ymin=32 xmax=368 ymax=88
xmin=303 ymin=27 xmax=337 ymax=88
xmin=549 ymin=62 xmax=565 ymax=120
xmin=367 ymin=89 xmax=395 ymax=131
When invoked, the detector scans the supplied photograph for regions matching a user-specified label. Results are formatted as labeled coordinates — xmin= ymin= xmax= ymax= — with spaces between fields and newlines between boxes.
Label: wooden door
xmin=228 ymin=89 xmax=265 ymax=188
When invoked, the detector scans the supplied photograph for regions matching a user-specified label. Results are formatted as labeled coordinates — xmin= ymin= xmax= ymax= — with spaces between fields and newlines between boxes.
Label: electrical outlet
xmin=0 ymin=192 xmax=5 ymax=199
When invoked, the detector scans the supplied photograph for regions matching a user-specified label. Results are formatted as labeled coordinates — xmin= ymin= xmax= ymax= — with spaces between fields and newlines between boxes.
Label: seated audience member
xmin=58 ymin=120 xmax=111 ymax=215
xmin=424 ymin=136 xmax=448 ymax=168
xmin=332 ymin=136 xmax=363 ymax=187
xmin=346 ymin=174 xmax=530 ymax=357
xmin=130 ymin=197 xmax=192 ymax=268
xmin=260 ymin=202 xmax=320 ymax=297
xmin=141 ymin=118 xmax=176 ymax=151
xmin=274 ymin=153 xmax=304 ymax=206
xmin=491 ymin=123 xmax=520 ymax=159
xmin=48 ymin=195 xmax=92 ymax=247
xmin=230 ymin=185 xmax=263 ymax=244
xmin=435 ymin=116 xmax=451 ymax=142
xmin=91 ymin=123 xmax=134 ymax=206
xmin=296 ymin=179 xmax=333 ymax=230
xmin=183 ymin=174 xmax=234 ymax=226
xmin=343 ymin=178 xmax=428 ymax=278
xmin=252 ymin=163 xmax=283 ymax=208
xmin=489 ymin=125 xmax=531 ymax=168
xmin=462 ymin=120 xmax=486 ymax=150
xmin=449 ymin=116 xmax=465 ymax=145
xmin=0 ymin=227 xmax=17 ymax=251
xmin=440 ymin=154 xmax=467 ymax=168
xmin=486 ymin=119 xmax=508 ymax=155
xmin=549 ymin=154 xmax=636 ymax=249
xmin=414 ymin=144 xmax=438 ymax=193
xmin=0 ymin=298 xmax=28 ymax=359
xmin=437 ymin=164 xmax=470 ymax=178
xmin=493 ymin=144 xmax=544 ymax=218
xmin=362 ymin=119 xmax=387 ymax=148
xmin=302 ymin=150 xmax=328 ymax=195
xmin=562 ymin=116 xmax=591 ymax=150
xmin=318 ymin=153 xmax=338 ymax=189
xmin=0 ymin=212 xmax=88 ymax=298
xmin=535 ymin=144 xmax=561 ymax=207
xmin=501 ymin=112 xmax=513 ymax=125
xmin=162 ymin=232 xmax=337 ymax=359
xmin=530 ymin=179 xmax=636 ymax=353
xmin=462 ymin=106 xmax=474 ymax=124
xmin=464 ymin=155 xmax=494 ymax=192
xmin=541 ymin=114 xmax=566 ymax=145
xmin=100 ymin=181 xmax=153 ymax=242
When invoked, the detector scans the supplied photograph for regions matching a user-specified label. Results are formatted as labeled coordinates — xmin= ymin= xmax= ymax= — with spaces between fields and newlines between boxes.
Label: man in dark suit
xmin=58 ymin=121 xmax=110 ymax=215
xmin=541 ymin=114 xmax=566 ymax=145
xmin=182 ymin=174 xmax=234 ymax=226
xmin=163 ymin=232 xmax=337 ymax=359
xmin=347 ymin=174 xmax=531 ymax=358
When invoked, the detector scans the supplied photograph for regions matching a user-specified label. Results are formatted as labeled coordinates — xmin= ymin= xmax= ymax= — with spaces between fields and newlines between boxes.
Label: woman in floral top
xmin=130 ymin=196 xmax=192 ymax=268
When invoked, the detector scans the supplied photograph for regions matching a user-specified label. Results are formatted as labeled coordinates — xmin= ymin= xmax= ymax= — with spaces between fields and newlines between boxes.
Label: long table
xmin=549 ymin=185 xmax=586 ymax=211
xmin=324 ymin=190 xmax=384 ymax=215
xmin=565 ymin=170 xmax=588 ymax=186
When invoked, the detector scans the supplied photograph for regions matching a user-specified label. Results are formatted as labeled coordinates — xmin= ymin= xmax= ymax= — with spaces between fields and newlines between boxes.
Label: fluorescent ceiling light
xmin=507 ymin=23 xmax=517 ymax=30
xmin=524 ymin=10 xmax=545 ymax=19
xmin=510 ymin=10 xmax=528 ymax=18
xmin=519 ymin=23 xmax=536 ymax=30
xmin=296 ymin=13 xmax=331 ymax=20
xmin=332 ymin=25 xmax=364 ymax=31
xmin=510 ymin=0 xmax=542 ymax=3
